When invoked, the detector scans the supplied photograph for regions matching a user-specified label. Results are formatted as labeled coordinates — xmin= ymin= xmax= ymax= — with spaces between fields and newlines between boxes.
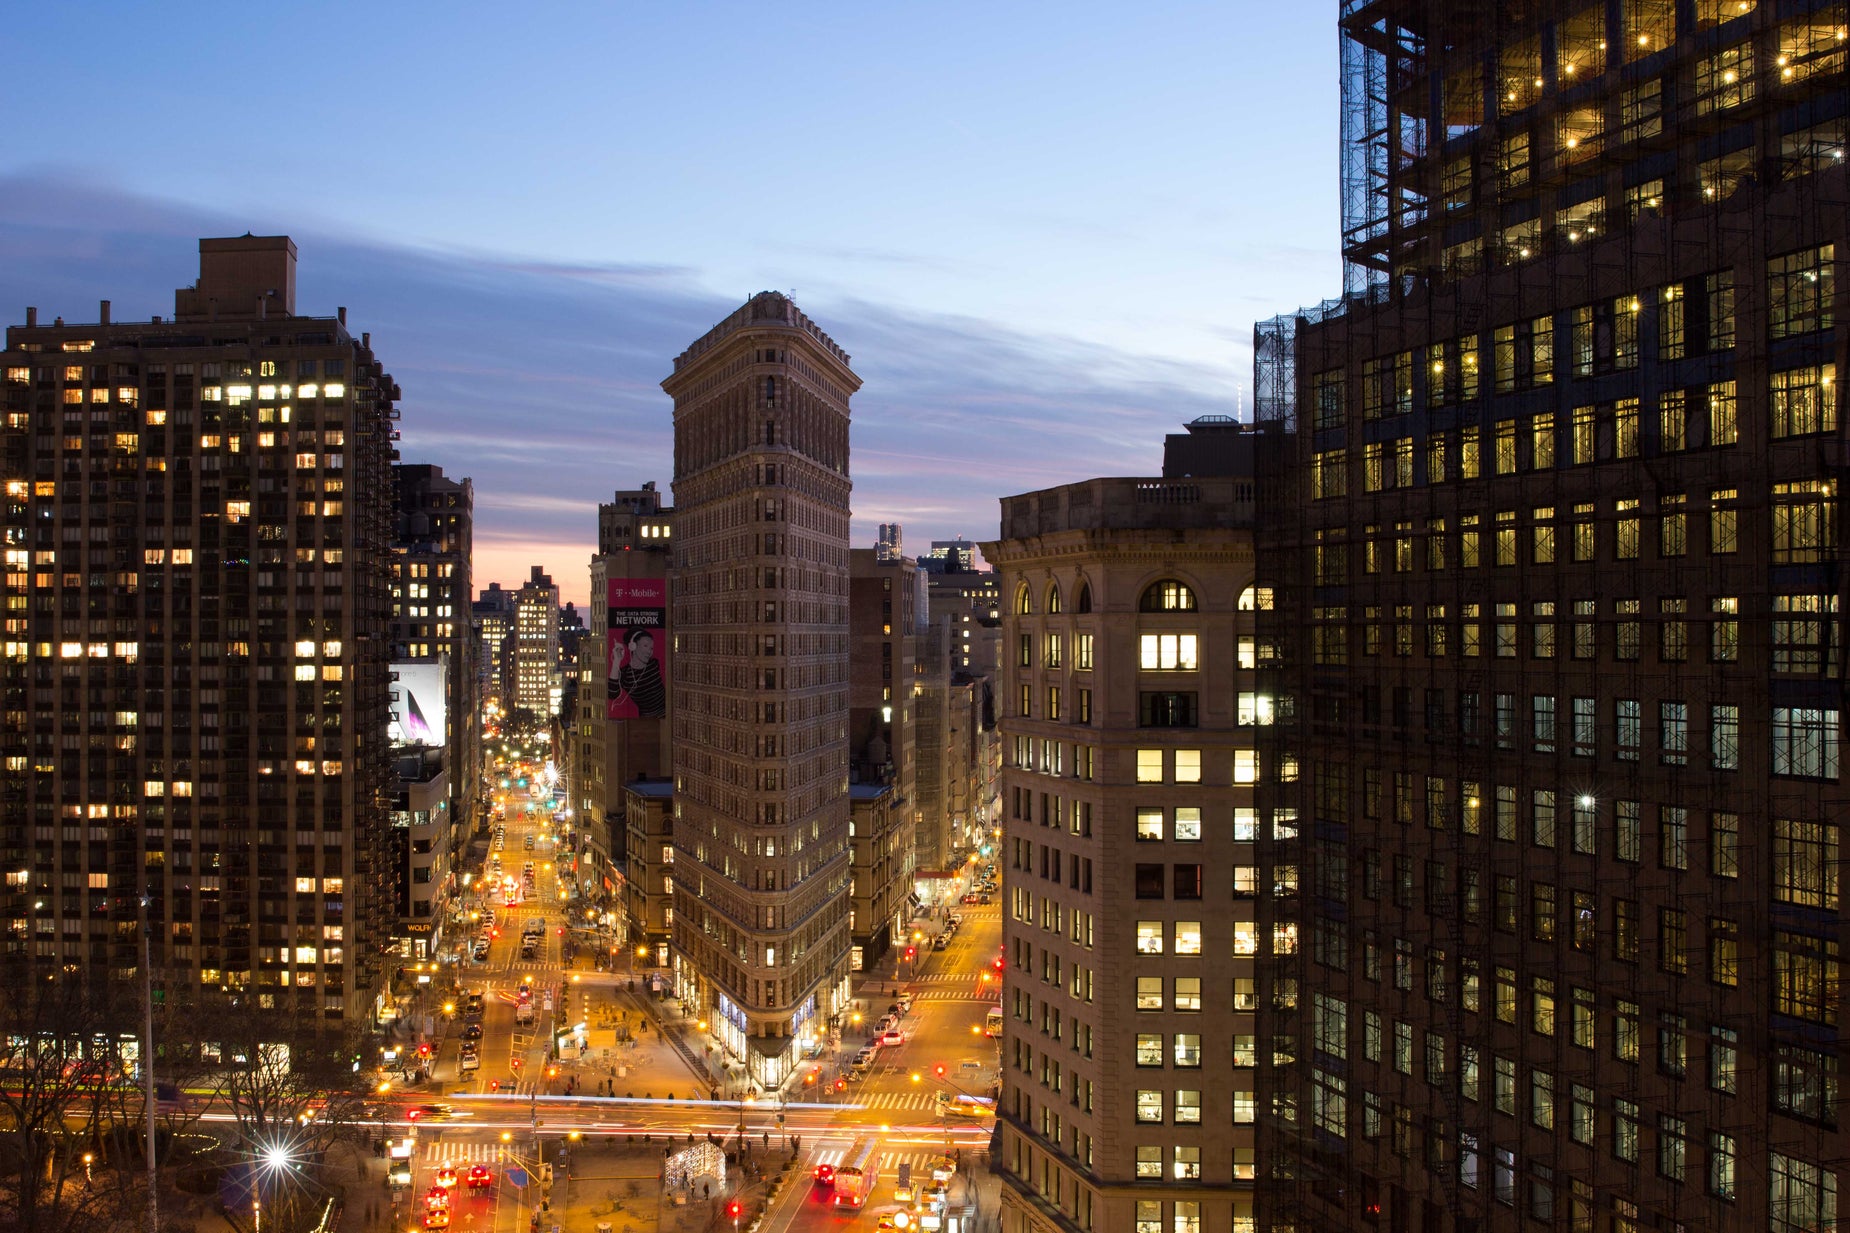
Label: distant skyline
xmin=0 ymin=3 xmax=1340 ymax=607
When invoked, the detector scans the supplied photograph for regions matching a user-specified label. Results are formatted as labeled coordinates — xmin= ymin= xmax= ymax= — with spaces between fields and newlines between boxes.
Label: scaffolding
xmin=1254 ymin=1 xmax=1850 ymax=1229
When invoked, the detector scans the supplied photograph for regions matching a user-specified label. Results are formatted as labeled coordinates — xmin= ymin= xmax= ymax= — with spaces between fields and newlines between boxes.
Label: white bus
xmin=984 ymin=1006 xmax=1004 ymax=1037
xmin=832 ymin=1137 xmax=882 ymax=1209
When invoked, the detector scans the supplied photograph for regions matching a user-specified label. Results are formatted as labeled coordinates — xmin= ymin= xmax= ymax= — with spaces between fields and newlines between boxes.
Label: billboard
xmin=390 ymin=659 xmax=448 ymax=747
xmin=607 ymin=578 xmax=667 ymax=720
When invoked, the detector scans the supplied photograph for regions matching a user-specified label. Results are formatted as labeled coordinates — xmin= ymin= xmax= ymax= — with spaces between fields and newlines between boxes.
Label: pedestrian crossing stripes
xmin=805 ymin=1146 xmax=959 ymax=1174
xmin=916 ymin=991 xmax=984 ymax=1001
xmin=856 ymin=1091 xmax=953 ymax=1111
xmin=422 ymin=1140 xmax=514 ymax=1165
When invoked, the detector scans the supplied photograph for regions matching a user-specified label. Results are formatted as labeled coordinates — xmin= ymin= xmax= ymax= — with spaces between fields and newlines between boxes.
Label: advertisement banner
xmin=389 ymin=659 xmax=448 ymax=746
xmin=607 ymin=578 xmax=667 ymax=720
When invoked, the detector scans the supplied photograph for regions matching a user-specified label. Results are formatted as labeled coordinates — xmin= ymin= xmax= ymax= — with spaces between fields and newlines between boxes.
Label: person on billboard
xmin=611 ymin=625 xmax=666 ymax=718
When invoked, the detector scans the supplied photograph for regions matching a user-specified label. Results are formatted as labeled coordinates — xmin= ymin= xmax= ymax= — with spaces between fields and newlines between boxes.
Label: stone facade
xmin=665 ymin=292 xmax=858 ymax=1088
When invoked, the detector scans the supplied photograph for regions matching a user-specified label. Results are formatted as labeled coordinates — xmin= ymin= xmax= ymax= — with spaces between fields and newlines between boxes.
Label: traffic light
xmin=725 ymin=1200 xmax=742 ymax=1220
xmin=511 ymin=1058 xmax=522 ymax=1070
xmin=418 ymin=1043 xmax=431 ymax=1058
xmin=934 ymin=1064 xmax=946 ymax=1079
xmin=490 ymin=1079 xmax=500 ymax=1092
xmin=905 ymin=947 xmax=915 ymax=961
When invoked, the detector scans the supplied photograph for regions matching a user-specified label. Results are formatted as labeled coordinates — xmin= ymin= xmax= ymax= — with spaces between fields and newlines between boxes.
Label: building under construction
xmin=1255 ymin=1 xmax=1847 ymax=1230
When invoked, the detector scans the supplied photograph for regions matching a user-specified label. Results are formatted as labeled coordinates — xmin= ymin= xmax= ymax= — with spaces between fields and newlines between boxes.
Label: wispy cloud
xmin=0 ymin=173 xmax=1239 ymax=605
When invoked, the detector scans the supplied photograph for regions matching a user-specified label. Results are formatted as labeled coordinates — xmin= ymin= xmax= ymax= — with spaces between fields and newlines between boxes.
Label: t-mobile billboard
xmin=607 ymin=578 xmax=667 ymax=720
xmin=390 ymin=659 xmax=448 ymax=747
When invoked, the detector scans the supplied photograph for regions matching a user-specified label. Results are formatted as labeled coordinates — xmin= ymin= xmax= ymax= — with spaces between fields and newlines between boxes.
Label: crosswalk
xmin=856 ymin=1091 xmax=955 ymax=1112
xmin=423 ymin=1140 xmax=515 ymax=1165
xmin=916 ymin=991 xmax=985 ymax=1001
xmin=807 ymin=1144 xmax=958 ymax=1175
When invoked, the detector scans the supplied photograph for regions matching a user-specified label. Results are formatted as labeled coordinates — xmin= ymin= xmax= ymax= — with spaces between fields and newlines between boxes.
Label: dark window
xmin=1173 ymin=864 xmax=1203 ymax=899
xmin=1135 ymin=864 xmax=1166 ymax=899
xmin=1140 ymin=692 xmax=1198 ymax=728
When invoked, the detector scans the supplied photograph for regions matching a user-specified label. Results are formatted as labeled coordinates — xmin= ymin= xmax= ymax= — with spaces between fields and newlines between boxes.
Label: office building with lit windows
xmin=665 ymin=291 xmax=858 ymax=1089
xmin=513 ymin=565 xmax=559 ymax=719
xmin=0 ymin=235 xmax=399 ymax=1023
xmin=1252 ymin=2 xmax=1850 ymax=1229
xmin=982 ymin=422 xmax=1266 ymax=1233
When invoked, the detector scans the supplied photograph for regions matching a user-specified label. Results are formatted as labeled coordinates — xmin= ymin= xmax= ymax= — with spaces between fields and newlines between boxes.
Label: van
xmin=515 ymin=1002 xmax=535 ymax=1026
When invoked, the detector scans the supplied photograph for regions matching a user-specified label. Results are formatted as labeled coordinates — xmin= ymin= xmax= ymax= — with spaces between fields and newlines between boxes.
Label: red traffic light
xmin=725 ymin=1201 xmax=742 ymax=1218
xmin=934 ymin=1064 xmax=946 ymax=1078
xmin=511 ymin=1058 xmax=522 ymax=1070
xmin=834 ymin=1078 xmax=846 ymax=1092
xmin=991 ymin=957 xmax=1004 ymax=970
xmin=418 ymin=1043 xmax=431 ymax=1057
xmin=905 ymin=947 xmax=915 ymax=960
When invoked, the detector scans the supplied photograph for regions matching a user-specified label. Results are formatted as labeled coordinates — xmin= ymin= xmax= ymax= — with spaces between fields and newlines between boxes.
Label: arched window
xmin=1141 ymin=580 xmax=1198 ymax=612
xmin=1047 ymin=584 xmax=1063 ymax=614
xmin=1014 ymin=584 xmax=1034 ymax=615
xmin=1075 ymin=582 xmax=1093 ymax=613
xmin=1237 ymin=585 xmax=1276 ymax=612
xmin=764 ymin=376 xmax=778 ymax=407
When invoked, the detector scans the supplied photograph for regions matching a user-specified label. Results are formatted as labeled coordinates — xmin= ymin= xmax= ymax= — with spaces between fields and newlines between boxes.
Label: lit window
xmin=1175 ymin=750 xmax=1201 ymax=783
xmin=1136 ymin=750 xmax=1163 ymax=783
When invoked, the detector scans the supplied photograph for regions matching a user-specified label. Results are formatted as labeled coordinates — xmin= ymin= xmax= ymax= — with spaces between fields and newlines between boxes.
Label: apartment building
xmin=0 ymin=235 xmax=398 ymax=1023
xmin=983 ymin=431 xmax=1265 ymax=1233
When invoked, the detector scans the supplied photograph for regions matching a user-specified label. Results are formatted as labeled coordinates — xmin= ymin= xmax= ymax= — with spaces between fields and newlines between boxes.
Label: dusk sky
xmin=0 ymin=3 xmax=1339 ymax=607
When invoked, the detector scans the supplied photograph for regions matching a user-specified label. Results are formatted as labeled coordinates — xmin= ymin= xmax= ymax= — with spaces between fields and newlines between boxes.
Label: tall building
xmin=920 ymin=536 xmax=978 ymax=574
xmin=389 ymin=463 xmax=477 ymax=952
xmin=848 ymin=546 xmax=920 ymax=966
xmin=512 ymin=565 xmax=559 ymax=720
xmin=579 ymin=484 xmax=673 ymax=920
xmin=472 ymin=581 xmax=514 ymax=709
xmin=1255 ymin=4 xmax=1850 ymax=1229
xmin=665 ymin=291 xmax=857 ymax=1090
xmin=0 ymin=235 xmax=398 ymax=1023
xmin=876 ymin=521 xmax=904 ymax=562
xmin=982 ymin=439 xmax=1265 ymax=1233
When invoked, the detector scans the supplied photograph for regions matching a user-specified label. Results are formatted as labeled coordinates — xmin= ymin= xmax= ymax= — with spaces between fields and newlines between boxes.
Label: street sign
xmin=505 ymin=1166 xmax=529 ymax=1188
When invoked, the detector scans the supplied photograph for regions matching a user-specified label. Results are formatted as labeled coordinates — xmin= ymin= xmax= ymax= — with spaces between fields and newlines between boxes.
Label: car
xmin=813 ymin=1161 xmax=836 ymax=1186
xmin=434 ymin=1166 xmax=459 ymax=1190
xmin=466 ymin=1165 xmax=493 ymax=1190
xmin=875 ymin=1029 xmax=906 ymax=1047
xmin=408 ymin=1103 xmax=456 ymax=1121
xmin=523 ymin=836 xmax=535 ymax=850
xmin=422 ymin=1209 xmax=450 ymax=1230
xmin=928 ymin=1154 xmax=957 ymax=1182
xmin=875 ymin=1014 xmax=897 ymax=1033
xmin=470 ymin=942 xmax=490 ymax=961
xmin=978 ymin=894 xmax=992 ymax=905
xmin=517 ymin=982 xmax=532 ymax=1002
xmin=922 ymin=1181 xmax=949 ymax=1210
xmin=461 ymin=1023 xmax=483 ymax=1041
xmin=850 ymin=1053 xmax=874 ymax=1074
xmin=933 ymin=934 xmax=950 ymax=950
xmin=961 ymin=893 xmax=980 ymax=905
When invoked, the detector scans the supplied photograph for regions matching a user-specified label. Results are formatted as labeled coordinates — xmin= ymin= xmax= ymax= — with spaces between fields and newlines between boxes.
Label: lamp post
xmin=139 ymin=892 xmax=158 ymax=1233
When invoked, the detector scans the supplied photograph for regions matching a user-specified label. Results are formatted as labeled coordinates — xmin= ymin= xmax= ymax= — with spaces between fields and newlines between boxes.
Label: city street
xmin=372 ymin=742 xmax=1001 ymax=1232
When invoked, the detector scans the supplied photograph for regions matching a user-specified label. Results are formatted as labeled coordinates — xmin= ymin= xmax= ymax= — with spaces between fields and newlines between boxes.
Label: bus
xmin=832 ymin=1137 xmax=881 ymax=1209
xmin=984 ymin=1006 xmax=1004 ymax=1037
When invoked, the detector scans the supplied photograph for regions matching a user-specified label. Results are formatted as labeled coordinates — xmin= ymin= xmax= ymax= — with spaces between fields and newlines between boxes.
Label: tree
xmin=172 ymin=996 xmax=372 ymax=1233
xmin=0 ymin=971 xmax=146 ymax=1233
